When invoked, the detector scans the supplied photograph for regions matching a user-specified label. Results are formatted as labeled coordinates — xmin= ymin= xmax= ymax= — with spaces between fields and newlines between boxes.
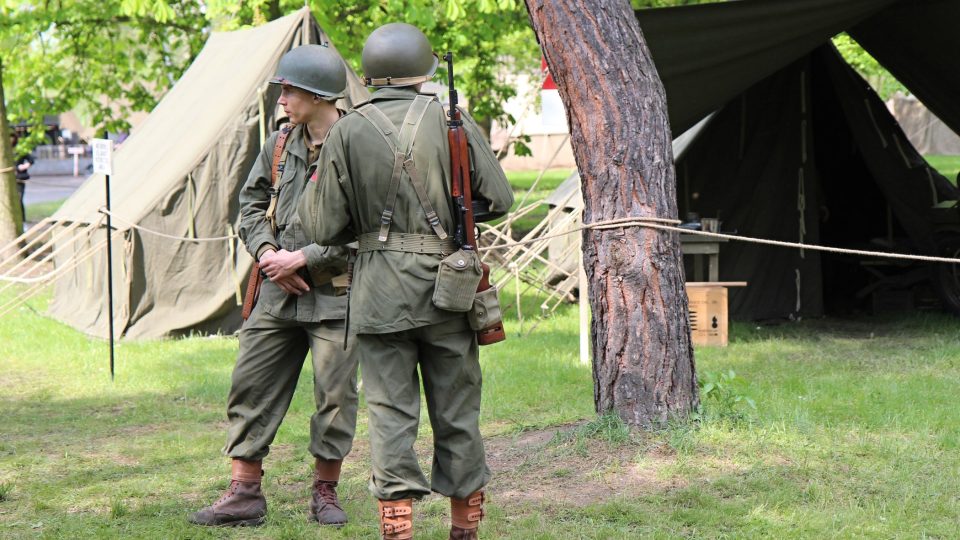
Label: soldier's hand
xmin=260 ymin=249 xmax=307 ymax=280
xmin=272 ymin=273 xmax=310 ymax=296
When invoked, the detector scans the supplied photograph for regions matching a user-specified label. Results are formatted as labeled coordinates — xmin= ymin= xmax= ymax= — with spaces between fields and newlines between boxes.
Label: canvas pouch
xmin=467 ymin=285 xmax=502 ymax=331
xmin=432 ymin=249 xmax=483 ymax=312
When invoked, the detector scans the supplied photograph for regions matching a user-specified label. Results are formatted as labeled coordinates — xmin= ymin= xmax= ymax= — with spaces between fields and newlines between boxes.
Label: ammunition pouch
xmin=468 ymin=285 xmax=503 ymax=331
xmin=432 ymin=249 xmax=482 ymax=312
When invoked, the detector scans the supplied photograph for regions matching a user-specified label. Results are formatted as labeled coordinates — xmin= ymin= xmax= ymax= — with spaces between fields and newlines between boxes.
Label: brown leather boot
xmin=449 ymin=491 xmax=484 ymax=540
xmin=189 ymin=459 xmax=266 ymax=527
xmin=378 ymin=498 xmax=413 ymax=540
xmin=308 ymin=458 xmax=347 ymax=526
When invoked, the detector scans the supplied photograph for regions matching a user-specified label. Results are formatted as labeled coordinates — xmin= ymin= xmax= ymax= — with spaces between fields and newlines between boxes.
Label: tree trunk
xmin=0 ymin=56 xmax=23 ymax=252
xmin=524 ymin=0 xmax=698 ymax=428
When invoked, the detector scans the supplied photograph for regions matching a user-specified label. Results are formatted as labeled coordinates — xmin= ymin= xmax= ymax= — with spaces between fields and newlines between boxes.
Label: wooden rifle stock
xmin=241 ymin=262 xmax=262 ymax=320
xmin=240 ymin=125 xmax=292 ymax=320
xmin=445 ymin=52 xmax=505 ymax=345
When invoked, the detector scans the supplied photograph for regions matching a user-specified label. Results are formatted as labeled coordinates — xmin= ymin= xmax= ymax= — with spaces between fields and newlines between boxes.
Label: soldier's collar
xmin=368 ymin=86 xmax=422 ymax=102
xmin=283 ymin=123 xmax=308 ymax=160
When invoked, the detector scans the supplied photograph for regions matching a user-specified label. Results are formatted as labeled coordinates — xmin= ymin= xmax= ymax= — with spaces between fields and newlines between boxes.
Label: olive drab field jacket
xmin=238 ymin=123 xmax=348 ymax=323
xmin=298 ymin=86 xmax=514 ymax=335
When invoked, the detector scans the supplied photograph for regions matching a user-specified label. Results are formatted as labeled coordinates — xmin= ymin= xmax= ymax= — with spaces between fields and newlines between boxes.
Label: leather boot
xmin=189 ymin=459 xmax=266 ymax=527
xmin=449 ymin=491 xmax=484 ymax=540
xmin=378 ymin=498 xmax=413 ymax=540
xmin=308 ymin=458 xmax=347 ymax=526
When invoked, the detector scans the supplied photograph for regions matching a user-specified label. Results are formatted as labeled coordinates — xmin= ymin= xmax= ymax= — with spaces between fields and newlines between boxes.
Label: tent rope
xmin=0 ymin=232 xmax=116 ymax=318
xmin=0 ymin=220 xmax=98 ymax=288
xmin=0 ymin=166 xmax=15 ymax=174
xmin=480 ymin=218 xmax=960 ymax=265
xmin=98 ymin=208 xmax=238 ymax=242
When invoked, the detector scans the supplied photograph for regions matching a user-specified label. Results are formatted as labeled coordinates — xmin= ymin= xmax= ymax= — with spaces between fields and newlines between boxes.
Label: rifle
xmin=241 ymin=125 xmax=292 ymax=320
xmin=444 ymin=52 xmax=506 ymax=345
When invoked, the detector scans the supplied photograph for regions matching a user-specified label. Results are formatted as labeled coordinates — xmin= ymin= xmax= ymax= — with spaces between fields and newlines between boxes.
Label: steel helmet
xmin=361 ymin=23 xmax=439 ymax=88
xmin=270 ymin=44 xmax=347 ymax=99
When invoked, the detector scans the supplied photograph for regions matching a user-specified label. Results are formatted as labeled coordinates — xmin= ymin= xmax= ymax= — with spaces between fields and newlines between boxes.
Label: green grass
xmin=925 ymin=154 xmax=960 ymax=184
xmin=24 ymin=198 xmax=66 ymax=223
xmin=501 ymin=168 xmax=574 ymax=236
xmin=2 ymin=280 xmax=960 ymax=538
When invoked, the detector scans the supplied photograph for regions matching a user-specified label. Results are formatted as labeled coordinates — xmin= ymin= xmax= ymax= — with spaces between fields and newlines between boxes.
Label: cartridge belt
xmin=358 ymin=232 xmax=458 ymax=254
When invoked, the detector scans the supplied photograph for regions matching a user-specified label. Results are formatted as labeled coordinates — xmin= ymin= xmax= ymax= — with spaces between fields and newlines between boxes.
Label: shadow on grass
xmin=727 ymin=311 xmax=960 ymax=345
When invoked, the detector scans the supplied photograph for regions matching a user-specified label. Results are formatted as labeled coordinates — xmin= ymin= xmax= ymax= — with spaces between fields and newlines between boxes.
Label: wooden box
xmin=686 ymin=284 xmax=728 ymax=347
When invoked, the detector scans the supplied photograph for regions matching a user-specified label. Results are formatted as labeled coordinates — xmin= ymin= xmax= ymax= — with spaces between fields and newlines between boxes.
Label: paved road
xmin=22 ymin=174 xmax=88 ymax=206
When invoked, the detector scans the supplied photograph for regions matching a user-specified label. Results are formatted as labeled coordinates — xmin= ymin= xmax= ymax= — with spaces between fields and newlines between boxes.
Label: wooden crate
xmin=687 ymin=285 xmax=728 ymax=347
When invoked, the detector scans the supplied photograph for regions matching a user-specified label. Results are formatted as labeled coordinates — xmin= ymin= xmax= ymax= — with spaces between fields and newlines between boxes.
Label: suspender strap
xmin=355 ymin=95 xmax=448 ymax=242
xmin=357 ymin=232 xmax=458 ymax=254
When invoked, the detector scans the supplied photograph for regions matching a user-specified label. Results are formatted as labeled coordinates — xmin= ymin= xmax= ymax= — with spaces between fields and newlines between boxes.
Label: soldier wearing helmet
xmin=190 ymin=43 xmax=359 ymax=529
xmin=299 ymin=23 xmax=514 ymax=540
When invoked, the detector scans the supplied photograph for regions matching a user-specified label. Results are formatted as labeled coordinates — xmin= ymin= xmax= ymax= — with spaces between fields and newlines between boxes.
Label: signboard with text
xmin=91 ymin=138 xmax=113 ymax=175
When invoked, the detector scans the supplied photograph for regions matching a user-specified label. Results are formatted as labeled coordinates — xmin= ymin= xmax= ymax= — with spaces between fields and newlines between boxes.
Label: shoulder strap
xmin=271 ymin=124 xmax=294 ymax=186
xmin=356 ymin=96 xmax=447 ymax=242
xmin=265 ymin=124 xmax=294 ymax=232
xmin=354 ymin=103 xmax=398 ymax=150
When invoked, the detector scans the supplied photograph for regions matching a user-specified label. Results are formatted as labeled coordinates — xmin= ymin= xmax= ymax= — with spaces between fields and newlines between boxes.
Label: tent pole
xmin=105 ymin=171 xmax=115 ymax=381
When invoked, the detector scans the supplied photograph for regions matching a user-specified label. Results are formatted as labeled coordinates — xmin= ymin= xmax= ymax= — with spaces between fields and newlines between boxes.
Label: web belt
xmin=357 ymin=232 xmax=457 ymax=254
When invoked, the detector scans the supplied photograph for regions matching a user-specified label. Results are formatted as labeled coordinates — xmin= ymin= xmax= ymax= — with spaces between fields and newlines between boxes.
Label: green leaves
xmin=698 ymin=369 xmax=757 ymax=422
xmin=1 ymin=0 xmax=206 ymax=142
xmin=2 ymin=0 xmax=535 ymax=150
xmin=832 ymin=33 xmax=905 ymax=100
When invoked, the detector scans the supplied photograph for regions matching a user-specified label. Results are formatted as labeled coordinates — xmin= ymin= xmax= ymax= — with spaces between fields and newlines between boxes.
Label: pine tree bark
xmin=524 ymin=0 xmax=698 ymax=428
xmin=0 ymin=56 xmax=24 ymax=252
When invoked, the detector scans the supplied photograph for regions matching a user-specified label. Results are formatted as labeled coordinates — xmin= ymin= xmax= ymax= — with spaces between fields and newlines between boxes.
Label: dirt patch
xmin=482 ymin=422 xmax=687 ymax=507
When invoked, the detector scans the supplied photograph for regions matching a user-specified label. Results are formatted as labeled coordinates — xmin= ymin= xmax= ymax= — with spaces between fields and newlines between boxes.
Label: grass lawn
xmin=501 ymin=168 xmax=574 ymax=236
xmin=925 ymin=154 xmax=960 ymax=184
xmin=2 ymin=279 xmax=960 ymax=538
xmin=24 ymin=199 xmax=66 ymax=224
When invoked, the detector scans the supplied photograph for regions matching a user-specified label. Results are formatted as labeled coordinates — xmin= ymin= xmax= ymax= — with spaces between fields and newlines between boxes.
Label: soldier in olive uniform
xmin=190 ymin=44 xmax=359 ymax=528
xmin=298 ymin=23 xmax=514 ymax=540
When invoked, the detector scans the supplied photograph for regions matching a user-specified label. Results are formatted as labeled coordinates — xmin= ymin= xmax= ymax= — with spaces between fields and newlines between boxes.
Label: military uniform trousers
xmin=223 ymin=304 xmax=358 ymax=462
xmin=358 ymin=316 xmax=491 ymax=500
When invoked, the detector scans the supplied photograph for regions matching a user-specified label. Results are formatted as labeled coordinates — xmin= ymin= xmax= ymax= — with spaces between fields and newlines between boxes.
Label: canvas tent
xmin=44 ymin=8 xmax=368 ymax=338
xmin=550 ymin=0 xmax=960 ymax=320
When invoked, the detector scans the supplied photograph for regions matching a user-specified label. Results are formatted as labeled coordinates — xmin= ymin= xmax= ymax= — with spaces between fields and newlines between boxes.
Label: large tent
xmin=45 ymin=8 xmax=368 ymax=338
xmin=554 ymin=0 xmax=960 ymax=320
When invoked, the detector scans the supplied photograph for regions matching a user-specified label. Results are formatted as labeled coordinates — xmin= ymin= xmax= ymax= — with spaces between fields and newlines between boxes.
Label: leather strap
xmin=451 ymin=490 xmax=484 ymax=530
xmin=357 ymin=232 xmax=457 ymax=254
xmin=241 ymin=125 xmax=293 ymax=320
xmin=378 ymin=499 xmax=414 ymax=540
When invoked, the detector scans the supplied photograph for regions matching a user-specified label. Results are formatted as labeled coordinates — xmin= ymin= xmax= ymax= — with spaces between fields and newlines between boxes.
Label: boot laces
xmin=314 ymin=479 xmax=340 ymax=506
xmin=213 ymin=480 xmax=239 ymax=507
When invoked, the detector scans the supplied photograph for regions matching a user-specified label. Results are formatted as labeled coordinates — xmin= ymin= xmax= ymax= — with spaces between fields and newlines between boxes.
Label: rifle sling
xmin=241 ymin=125 xmax=293 ymax=320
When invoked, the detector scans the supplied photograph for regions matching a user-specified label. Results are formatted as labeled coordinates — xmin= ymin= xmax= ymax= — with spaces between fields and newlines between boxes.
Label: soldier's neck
xmin=303 ymin=102 xmax=341 ymax=146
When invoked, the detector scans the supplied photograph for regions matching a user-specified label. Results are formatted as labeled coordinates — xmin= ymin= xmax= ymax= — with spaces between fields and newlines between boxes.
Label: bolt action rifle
xmin=444 ymin=52 xmax=506 ymax=345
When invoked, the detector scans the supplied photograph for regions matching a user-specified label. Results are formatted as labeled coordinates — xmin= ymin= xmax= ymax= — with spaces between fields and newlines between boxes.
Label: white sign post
xmin=67 ymin=146 xmax=85 ymax=176
xmin=92 ymin=138 xmax=116 ymax=380
xmin=91 ymin=138 xmax=113 ymax=175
